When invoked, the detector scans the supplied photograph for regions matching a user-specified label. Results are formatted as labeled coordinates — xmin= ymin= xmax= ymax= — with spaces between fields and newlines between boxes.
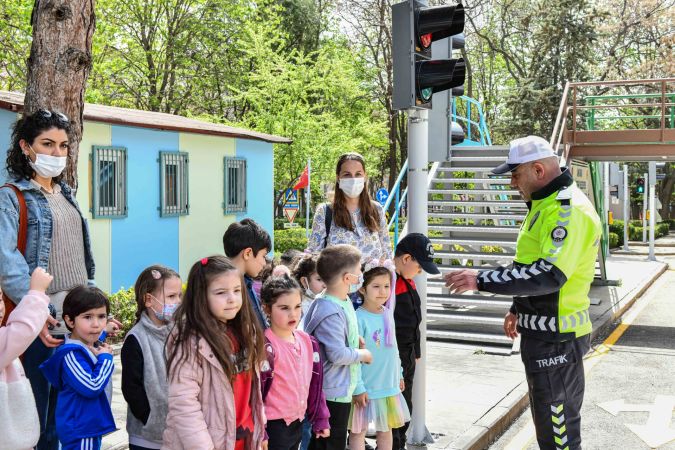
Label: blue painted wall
xmin=235 ymin=138 xmax=274 ymax=246
xmin=110 ymin=125 xmax=180 ymax=290
xmin=0 ymin=109 xmax=16 ymax=184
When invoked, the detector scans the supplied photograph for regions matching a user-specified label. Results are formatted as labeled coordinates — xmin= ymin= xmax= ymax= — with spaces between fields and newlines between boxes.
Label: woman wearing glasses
xmin=0 ymin=109 xmax=98 ymax=450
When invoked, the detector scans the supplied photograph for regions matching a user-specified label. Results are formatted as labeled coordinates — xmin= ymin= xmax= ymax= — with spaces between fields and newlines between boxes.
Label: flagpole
xmin=306 ymin=158 xmax=311 ymax=239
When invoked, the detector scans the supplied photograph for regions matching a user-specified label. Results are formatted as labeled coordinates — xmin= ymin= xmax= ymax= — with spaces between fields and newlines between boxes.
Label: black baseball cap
xmin=396 ymin=233 xmax=440 ymax=275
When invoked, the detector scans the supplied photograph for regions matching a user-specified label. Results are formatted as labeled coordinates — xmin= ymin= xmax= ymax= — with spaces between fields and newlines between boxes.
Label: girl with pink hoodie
xmin=0 ymin=268 xmax=57 ymax=450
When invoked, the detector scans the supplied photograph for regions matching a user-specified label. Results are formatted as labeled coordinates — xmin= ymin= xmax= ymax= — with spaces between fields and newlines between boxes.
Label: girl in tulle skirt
xmin=349 ymin=262 xmax=410 ymax=450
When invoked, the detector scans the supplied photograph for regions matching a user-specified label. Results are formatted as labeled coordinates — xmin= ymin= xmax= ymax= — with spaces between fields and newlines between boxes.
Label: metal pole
xmin=306 ymin=158 xmax=311 ymax=239
xmin=623 ymin=165 xmax=629 ymax=251
xmin=642 ymin=172 xmax=648 ymax=242
xmin=406 ymin=108 xmax=433 ymax=446
xmin=648 ymin=162 xmax=656 ymax=261
xmin=603 ymin=163 xmax=610 ymax=247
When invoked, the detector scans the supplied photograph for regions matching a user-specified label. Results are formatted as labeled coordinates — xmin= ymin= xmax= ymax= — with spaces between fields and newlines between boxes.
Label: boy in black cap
xmin=391 ymin=233 xmax=439 ymax=450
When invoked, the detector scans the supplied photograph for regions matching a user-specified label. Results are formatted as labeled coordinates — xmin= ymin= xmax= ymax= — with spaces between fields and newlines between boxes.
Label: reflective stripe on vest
xmin=517 ymin=310 xmax=590 ymax=333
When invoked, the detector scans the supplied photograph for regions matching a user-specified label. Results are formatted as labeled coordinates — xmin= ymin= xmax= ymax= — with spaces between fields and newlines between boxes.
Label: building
xmin=0 ymin=91 xmax=290 ymax=293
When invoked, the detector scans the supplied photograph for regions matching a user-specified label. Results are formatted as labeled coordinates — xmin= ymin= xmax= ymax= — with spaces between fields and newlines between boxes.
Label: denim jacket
xmin=0 ymin=178 xmax=95 ymax=303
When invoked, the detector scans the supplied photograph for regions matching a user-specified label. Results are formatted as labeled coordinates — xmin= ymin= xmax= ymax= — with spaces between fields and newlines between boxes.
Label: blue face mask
xmin=348 ymin=273 xmax=364 ymax=294
xmin=150 ymin=295 xmax=178 ymax=322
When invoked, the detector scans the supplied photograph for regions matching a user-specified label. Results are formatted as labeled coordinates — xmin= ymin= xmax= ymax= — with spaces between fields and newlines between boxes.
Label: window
xmin=92 ymin=146 xmax=127 ymax=218
xmin=223 ymin=157 xmax=247 ymax=214
xmin=159 ymin=151 xmax=189 ymax=216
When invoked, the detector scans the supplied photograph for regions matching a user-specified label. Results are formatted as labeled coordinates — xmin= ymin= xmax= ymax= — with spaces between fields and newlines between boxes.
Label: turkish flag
xmin=293 ymin=166 xmax=309 ymax=190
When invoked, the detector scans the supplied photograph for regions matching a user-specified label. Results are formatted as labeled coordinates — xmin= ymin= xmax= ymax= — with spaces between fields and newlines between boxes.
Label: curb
xmin=447 ymin=261 xmax=669 ymax=450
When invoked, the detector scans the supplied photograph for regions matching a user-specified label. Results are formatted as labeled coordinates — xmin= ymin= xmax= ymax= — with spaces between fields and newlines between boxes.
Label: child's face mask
xmin=149 ymin=295 xmax=178 ymax=322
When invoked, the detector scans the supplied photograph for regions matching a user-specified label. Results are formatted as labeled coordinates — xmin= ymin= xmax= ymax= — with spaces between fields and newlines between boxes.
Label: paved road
xmin=490 ymin=258 xmax=675 ymax=450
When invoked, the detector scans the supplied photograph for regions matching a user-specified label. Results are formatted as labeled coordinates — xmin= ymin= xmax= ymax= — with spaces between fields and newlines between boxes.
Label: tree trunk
xmin=24 ymin=0 xmax=96 ymax=189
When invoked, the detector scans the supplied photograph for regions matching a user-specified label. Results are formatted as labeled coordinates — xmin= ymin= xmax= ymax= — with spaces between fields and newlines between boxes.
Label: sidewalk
xmin=102 ymin=255 xmax=668 ymax=450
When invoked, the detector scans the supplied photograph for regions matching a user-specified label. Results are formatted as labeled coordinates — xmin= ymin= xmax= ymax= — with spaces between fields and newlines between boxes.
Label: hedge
xmin=274 ymin=228 xmax=309 ymax=254
xmin=608 ymin=232 xmax=619 ymax=248
xmin=108 ymin=287 xmax=137 ymax=342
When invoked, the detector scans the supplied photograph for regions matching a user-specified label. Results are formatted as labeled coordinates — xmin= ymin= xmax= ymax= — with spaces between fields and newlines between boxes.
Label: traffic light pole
xmin=642 ymin=172 xmax=648 ymax=242
xmin=648 ymin=162 xmax=656 ymax=261
xmin=623 ymin=165 xmax=629 ymax=251
xmin=407 ymin=108 xmax=434 ymax=446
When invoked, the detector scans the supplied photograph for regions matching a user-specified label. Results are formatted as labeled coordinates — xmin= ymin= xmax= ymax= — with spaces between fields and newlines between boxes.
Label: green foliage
xmin=608 ymin=232 xmax=619 ymax=248
xmin=274 ymin=228 xmax=309 ymax=255
xmin=108 ymin=287 xmax=137 ymax=341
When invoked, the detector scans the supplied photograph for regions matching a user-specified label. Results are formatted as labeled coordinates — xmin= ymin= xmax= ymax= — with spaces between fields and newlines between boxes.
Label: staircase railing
xmin=385 ymin=96 xmax=493 ymax=246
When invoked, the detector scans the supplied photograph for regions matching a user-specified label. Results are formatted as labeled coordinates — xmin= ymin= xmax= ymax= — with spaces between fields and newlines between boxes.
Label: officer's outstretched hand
xmin=503 ymin=312 xmax=519 ymax=339
xmin=444 ymin=269 xmax=478 ymax=293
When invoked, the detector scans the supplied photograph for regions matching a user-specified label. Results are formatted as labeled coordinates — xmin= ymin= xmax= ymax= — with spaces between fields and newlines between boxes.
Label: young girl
xmin=259 ymin=275 xmax=330 ymax=450
xmin=293 ymin=254 xmax=325 ymax=316
xmin=163 ymin=255 xmax=267 ymax=450
xmin=121 ymin=265 xmax=182 ymax=450
xmin=0 ymin=268 xmax=55 ymax=450
xmin=303 ymin=244 xmax=373 ymax=450
xmin=349 ymin=263 xmax=410 ymax=450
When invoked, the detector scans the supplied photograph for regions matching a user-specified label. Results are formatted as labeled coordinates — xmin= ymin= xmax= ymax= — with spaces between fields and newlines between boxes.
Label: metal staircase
xmin=425 ymin=145 xmax=522 ymax=354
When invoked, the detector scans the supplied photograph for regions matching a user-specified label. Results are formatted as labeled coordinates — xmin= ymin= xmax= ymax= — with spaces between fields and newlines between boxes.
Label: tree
xmin=24 ymin=0 xmax=96 ymax=188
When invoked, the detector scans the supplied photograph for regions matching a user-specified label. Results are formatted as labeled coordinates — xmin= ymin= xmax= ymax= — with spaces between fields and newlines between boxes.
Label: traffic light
xmin=392 ymin=1 xmax=465 ymax=110
xmin=636 ymin=177 xmax=645 ymax=194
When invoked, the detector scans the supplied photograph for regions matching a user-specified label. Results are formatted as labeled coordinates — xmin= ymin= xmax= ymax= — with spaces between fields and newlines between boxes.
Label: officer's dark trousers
xmin=520 ymin=334 xmax=591 ymax=450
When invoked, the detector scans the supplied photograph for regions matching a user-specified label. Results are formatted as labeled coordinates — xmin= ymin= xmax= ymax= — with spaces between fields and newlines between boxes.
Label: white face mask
xmin=28 ymin=145 xmax=67 ymax=178
xmin=303 ymin=280 xmax=321 ymax=299
xmin=339 ymin=177 xmax=365 ymax=198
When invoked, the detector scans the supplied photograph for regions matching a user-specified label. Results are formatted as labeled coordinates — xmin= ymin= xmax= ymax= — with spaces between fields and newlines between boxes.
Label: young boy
xmin=39 ymin=285 xmax=116 ymax=450
xmin=303 ymin=244 xmax=373 ymax=450
xmin=391 ymin=233 xmax=440 ymax=450
xmin=223 ymin=218 xmax=272 ymax=329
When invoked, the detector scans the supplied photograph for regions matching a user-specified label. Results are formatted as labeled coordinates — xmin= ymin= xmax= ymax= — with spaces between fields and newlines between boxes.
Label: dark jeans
xmin=267 ymin=419 xmax=303 ymax=450
xmin=521 ymin=335 xmax=591 ymax=450
xmin=300 ymin=415 xmax=312 ymax=450
xmin=309 ymin=401 xmax=351 ymax=450
xmin=129 ymin=445 xmax=159 ymax=450
xmin=24 ymin=336 xmax=59 ymax=450
xmin=392 ymin=344 xmax=416 ymax=450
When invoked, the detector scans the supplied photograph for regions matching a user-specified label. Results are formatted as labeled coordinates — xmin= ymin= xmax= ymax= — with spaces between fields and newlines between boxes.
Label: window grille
xmin=159 ymin=151 xmax=189 ymax=216
xmin=92 ymin=146 xmax=127 ymax=218
xmin=223 ymin=157 xmax=247 ymax=214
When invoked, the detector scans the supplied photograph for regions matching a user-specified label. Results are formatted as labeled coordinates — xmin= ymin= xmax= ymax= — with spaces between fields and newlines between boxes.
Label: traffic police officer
xmin=445 ymin=136 xmax=601 ymax=450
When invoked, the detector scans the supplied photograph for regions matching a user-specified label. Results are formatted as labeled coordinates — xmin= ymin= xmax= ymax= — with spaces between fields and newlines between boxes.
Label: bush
xmin=274 ymin=228 xmax=309 ymax=254
xmin=657 ymin=222 xmax=670 ymax=238
xmin=608 ymin=232 xmax=619 ymax=248
xmin=108 ymin=287 xmax=137 ymax=342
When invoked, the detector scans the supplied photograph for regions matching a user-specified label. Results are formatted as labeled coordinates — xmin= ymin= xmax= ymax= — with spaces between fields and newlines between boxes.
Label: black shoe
xmin=365 ymin=444 xmax=375 ymax=450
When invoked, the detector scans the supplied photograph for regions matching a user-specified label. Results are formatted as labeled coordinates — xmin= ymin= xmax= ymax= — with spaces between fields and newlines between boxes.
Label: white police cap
xmin=492 ymin=136 xmax=557 ymax=174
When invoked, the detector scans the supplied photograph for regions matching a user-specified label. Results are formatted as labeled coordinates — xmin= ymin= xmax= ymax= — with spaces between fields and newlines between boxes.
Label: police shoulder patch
xmin=551 ymin=226 xmax=567 ymax=242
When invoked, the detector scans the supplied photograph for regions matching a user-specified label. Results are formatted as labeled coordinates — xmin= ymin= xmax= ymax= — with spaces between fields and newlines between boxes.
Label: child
xmin=303 ymin=244 xmax=373 ymax=450
xmin=163 ymin=255 xmax=267 ymax=450
xmin=0 ymin=268 xmax=55 ymax=450
xmin=349 ymin=264 xmax=410 ymax=450
xmin=390 ymin=234 xmax=439 ymax=450
xmin=224 ymin=218 xmax=272 ymax=329
xmin=39 ymin=285 xmax=116 ymax=450
xmin=293 ymin=254 xmax=325 ymax=316
xmin=259 ymin=275 xmax=330 ymax=450
xmin=121 ymin=265 xmax=182 ymax=450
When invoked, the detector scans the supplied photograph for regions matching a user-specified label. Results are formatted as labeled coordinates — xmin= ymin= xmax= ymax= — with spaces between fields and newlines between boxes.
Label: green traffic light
xmin=420 ymin=87 xmax=433 ymax=101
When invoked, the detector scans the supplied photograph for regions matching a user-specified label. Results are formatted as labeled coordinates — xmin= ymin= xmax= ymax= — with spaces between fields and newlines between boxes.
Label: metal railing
xmin=550 ymin=78 xmax=675 ymax=164
xmin=385 ymin=96 xmax=493 ymax=246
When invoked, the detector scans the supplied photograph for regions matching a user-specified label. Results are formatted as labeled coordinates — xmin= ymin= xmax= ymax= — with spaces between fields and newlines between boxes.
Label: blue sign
xmin=285 ymin=188 xmax=299 ymax=205
xmin=376 ymin=188 xmax=389 ymax=206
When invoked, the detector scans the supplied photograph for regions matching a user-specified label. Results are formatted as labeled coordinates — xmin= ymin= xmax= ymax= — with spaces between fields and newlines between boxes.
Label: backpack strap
xmin=323 ymin=204 xmax=332 ymax=249
xmin=0 ymin=184 xmax=28 ymax=326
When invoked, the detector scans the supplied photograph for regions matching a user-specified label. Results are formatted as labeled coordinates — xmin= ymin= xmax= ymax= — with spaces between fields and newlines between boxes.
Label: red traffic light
xmin=415 ymin=3 xmax=465 ymax=54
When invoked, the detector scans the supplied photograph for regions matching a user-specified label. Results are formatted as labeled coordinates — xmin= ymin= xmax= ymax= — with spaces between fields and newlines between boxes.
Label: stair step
xmin=426 ymin=329 xmax=514 ymax=348
xmin=428 ymin=200 xmax=524 ymax=208
xmin=427 ymin=294 xmax=513 ymax=308
xmin=429 ymin=224 xmax=520 ymax=233
xmin=448 ymin=156 xmax=507 ymax=163
xmin=431 ymin=238 xmax=516 ymax=247
xmin=428 ymin=189 xmax=521 ymax=196
xmin=426 ymin=311 xmax=505 ymax=325
xmin=429 ymin=212 xmax=526 ymax=221
xmin=432 ymin=178 xmax=511 ymax=184
xmin=434 ymin=251 xmax=515 ymax=261
xmin=436 ymin=166 xmax=498 ymax=173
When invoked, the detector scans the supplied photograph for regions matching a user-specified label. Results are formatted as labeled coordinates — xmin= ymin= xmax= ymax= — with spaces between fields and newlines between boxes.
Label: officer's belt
xmin=517 ymin=310 xmax=590 ymax=333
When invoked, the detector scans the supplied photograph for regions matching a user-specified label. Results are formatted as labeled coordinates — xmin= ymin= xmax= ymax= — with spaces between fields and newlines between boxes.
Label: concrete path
xmin=102 ymin=255 xmax=668 ymax=450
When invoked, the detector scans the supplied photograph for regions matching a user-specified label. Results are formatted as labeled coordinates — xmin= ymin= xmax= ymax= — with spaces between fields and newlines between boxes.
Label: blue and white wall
xmin=0 ymin=112 xmax=274 ymax=293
